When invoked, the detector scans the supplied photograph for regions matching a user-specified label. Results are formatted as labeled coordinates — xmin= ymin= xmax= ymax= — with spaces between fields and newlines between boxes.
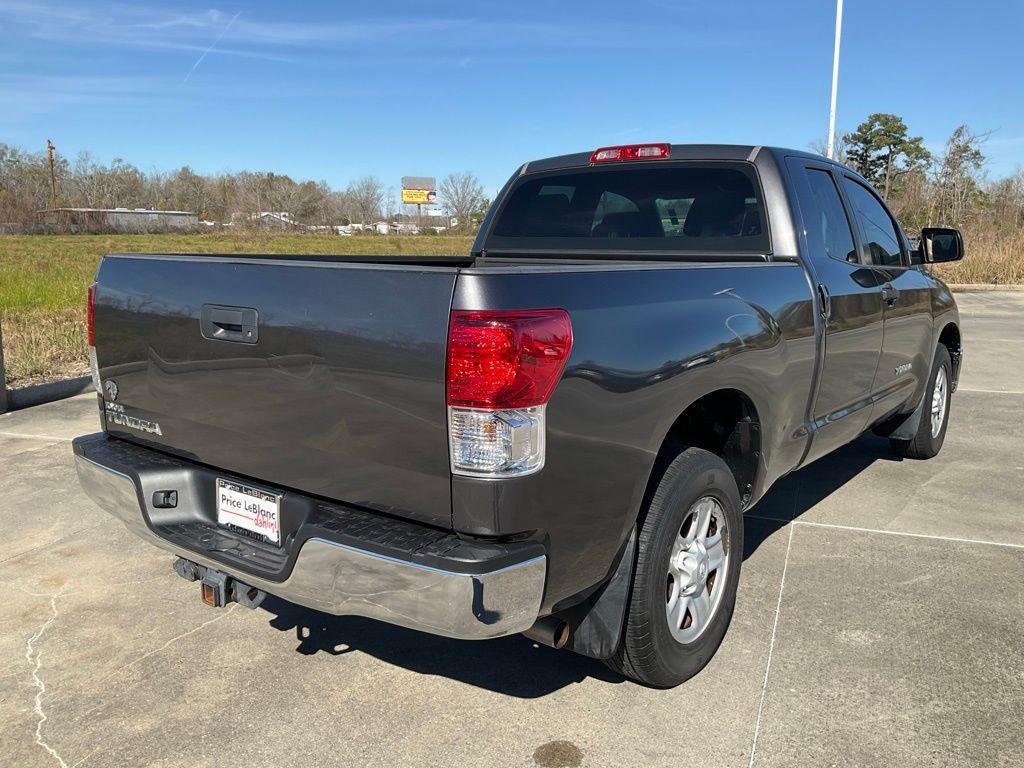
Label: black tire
xmin=605 ymin=448 xmax=743 ymax=688
xmin=891 ymin=345 xmax=952 ymax=460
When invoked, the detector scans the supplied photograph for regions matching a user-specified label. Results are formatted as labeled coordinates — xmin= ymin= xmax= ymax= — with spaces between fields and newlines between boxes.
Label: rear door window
xmin=487 ymin=164 xmax=768 ymax=253
xmin=803 ymin=168 xmax=858 ymax=263
xmin=842 ymin=178 xmax=905 ymax=267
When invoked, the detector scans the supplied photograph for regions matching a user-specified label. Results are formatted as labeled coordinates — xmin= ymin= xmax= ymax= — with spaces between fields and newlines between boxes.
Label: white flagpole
xmin=826 ymin=0 xmax=844 ymax=160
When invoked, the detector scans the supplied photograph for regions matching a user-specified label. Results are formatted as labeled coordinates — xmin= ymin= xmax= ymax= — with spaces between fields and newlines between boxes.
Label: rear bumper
xmin=73 ymin=434 xmax=545 ymax=640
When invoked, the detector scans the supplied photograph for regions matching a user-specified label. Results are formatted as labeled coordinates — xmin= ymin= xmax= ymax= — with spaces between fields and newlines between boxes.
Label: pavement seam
xmin=957 ymin=388 xmax=1024 ymax=395
xmin=746 ymin=515 xmax=1024 ymax=550
xmin=25 ymin=584 xmax=72 ymax=768
xmin=0 ymin=431 xmax=74 ymax=442
xmin=954 ymin=391 xmax=1024 ymax=397
xmin=747 ymin=520 xmax=796 ymax=768
xmin=968 ymin=338 xmax=1024 ymax=343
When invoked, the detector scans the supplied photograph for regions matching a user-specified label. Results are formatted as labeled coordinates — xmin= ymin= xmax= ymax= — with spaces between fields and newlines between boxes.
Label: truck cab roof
xmin=522 ymin=144 xmax=840 ymax=175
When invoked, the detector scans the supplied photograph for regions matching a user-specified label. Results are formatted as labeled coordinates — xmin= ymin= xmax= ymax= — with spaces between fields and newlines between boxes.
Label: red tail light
xmin=447 ymin=309 xmax=573 ymax=409
xmin=87 ymin=282 xmax=97 ymax=346
xmin=590 ymin=143 xmax=670 ymax=164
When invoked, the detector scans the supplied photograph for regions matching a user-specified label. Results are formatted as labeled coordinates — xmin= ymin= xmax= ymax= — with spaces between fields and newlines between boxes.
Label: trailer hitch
xmin=172 ymin=557 xmax=267 ymax=610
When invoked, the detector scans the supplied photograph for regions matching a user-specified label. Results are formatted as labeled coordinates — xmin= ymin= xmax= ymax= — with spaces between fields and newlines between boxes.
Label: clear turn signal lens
xmin=88 ymin=346 xmax=102 ymax=394
xmin=448 ymin=406 xmax=545 ymax=477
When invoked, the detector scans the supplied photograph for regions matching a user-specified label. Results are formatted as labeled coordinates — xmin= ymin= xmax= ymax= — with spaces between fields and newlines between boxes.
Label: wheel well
xmin=938 ymin=322 xmax=962 ymax=384
xmin=647 ymin=390 xmax=761 ymax=508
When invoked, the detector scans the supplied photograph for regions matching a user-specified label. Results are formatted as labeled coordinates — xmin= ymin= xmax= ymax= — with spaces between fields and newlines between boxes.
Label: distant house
xmin=37 ymin=208 xmax=198 ymax=233
xmin=226 ymin=211 xmax=306 ymax=230
xmin=254 ymin=211 xmax=301 ymax=230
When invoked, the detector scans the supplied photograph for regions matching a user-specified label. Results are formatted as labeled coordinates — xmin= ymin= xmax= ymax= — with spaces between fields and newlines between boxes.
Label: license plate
xmin=216 ymin=478 xmax=281 ymax=545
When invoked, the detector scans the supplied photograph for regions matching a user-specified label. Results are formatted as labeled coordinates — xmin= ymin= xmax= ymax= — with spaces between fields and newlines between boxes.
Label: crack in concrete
xmin=109 ymin=603 xmax=238 ymax=679
xmin=25 ymin=584 xmax=71 ymax=768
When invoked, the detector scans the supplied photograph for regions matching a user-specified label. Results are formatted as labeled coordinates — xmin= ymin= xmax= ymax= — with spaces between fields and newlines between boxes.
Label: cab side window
xmin=804 ymin=168 xmax=858 ymax=263
xmin=842 ymin=179 xmax=905 ymax=267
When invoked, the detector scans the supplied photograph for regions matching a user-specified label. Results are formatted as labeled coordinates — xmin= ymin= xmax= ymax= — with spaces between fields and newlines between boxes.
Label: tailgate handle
xmin=201 ymin=305 xmax=259 ymax=344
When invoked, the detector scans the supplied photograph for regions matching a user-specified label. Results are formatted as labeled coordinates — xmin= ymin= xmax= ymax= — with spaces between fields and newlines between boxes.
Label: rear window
xmin=486 ymin=163 xmax=767 ymax=253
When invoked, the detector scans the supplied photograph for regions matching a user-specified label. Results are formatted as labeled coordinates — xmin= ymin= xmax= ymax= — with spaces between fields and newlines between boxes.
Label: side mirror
xmin=919 ymin=227 xmax=964 ymax=263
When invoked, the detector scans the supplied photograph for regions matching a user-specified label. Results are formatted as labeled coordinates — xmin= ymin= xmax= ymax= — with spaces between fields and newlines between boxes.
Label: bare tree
xmin=810 ymin=132 xmax=851 ymax=165
xmin=439 ymin=171 xmax=486 ymax=226
xmin=985 ymin=170 xmax=1024 ymax=233
xmin=167 ymin=166 xmax=211 ymax=217
xmin=0 ymin=143 xmax=57 ymax=226
xmin=346 ymin=176 xmax=385 ymax=225
xmin=66 ymin=152 xmax=146 ymax=209
xmin=930 ymin=125 xmax=989 ymax=227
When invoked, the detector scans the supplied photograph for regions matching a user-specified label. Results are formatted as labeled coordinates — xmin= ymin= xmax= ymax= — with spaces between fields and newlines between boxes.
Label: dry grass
xmin=933 ymin=228 xmax=1024 ymax=285
xmin=1 ymin=307 xmax=90 ymax=385
xmin=0 ymin=233 xmax=472 ymax=386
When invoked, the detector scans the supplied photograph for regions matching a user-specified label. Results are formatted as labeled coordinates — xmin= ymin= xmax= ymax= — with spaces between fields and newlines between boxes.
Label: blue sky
xmin=3 ymin=0 xmax=1022 ymax=196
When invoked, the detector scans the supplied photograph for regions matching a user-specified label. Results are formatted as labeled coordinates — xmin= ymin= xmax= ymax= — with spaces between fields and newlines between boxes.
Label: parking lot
xmin=1 ymin=291 xmax=1021 ymax=768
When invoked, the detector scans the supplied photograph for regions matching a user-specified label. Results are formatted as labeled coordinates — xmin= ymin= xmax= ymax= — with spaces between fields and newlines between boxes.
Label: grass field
xmin=933 ymin=228 xmax=1024 ymax=285
xmin=0 ymin=233 xmax=473 ymax=386
xmin=1 ymin=230 xmax=1020 ymax=387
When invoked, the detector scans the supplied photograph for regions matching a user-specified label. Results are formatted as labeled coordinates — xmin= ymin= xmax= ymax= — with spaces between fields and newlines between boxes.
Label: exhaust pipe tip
xmin=522 ymin=616 xmax=570 ymax=649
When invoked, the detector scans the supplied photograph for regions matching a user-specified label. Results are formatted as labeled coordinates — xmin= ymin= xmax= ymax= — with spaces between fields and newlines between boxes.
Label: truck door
xmin=839 ymin=175 xmax=935 ymax=421
xmin=785 ymin=157 xmax=885 ymax=464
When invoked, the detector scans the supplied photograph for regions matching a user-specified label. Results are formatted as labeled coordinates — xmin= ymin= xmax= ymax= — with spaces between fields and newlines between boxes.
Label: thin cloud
xmin=0 ymin=73 xmax=162 ymax=120
xmin=182 ymin=11 xmax=241 ymax=84
xmin=1 ymin=1 xmax=759 ymax=56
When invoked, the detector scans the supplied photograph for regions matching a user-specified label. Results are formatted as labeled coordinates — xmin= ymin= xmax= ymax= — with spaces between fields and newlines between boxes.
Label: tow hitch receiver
xmin=201 ymin=569 xmax=230 ymax=607
xmin=172 ymin=557 xmax=267 ymax=610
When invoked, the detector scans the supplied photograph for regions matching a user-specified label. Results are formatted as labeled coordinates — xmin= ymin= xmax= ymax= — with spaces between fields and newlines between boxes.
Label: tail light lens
xmin=87 ymin=282 xmax=97 ymax=346
xmin=447 ymin=309 xmax=572 ymax=477
xmin=447 ymin=310 xmax=572 ymax=409
xmin=87 ymin=282 xmax=101 ymax=393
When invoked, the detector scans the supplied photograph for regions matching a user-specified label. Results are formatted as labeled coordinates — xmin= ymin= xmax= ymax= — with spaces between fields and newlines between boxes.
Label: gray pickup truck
xmin=73 ymin=144 xmax=964 ymax=687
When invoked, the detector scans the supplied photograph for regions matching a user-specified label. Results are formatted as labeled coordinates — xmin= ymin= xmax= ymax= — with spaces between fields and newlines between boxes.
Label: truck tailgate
xmin=92 ymin=254 xmax=457 ymax=528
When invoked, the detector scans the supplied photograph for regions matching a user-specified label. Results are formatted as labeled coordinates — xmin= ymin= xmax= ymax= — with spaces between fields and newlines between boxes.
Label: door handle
xmin=816 ymin=283 xmax=831 ymax=322
xmin=880 ymin=282 xmax=899 ymax=307
xmin=201 ymin=304 xmax=259 ymax=344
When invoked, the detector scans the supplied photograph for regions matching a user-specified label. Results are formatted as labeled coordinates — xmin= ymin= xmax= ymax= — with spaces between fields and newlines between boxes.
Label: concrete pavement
xmin=1 ymin=293 xmax=1021 ymax=768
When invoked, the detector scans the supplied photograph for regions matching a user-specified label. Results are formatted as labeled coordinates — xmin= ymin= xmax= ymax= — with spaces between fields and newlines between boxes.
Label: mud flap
xmin=567 ymin=528 xmax=636 ymax=660
xmin=887 ymin=396 xmax=926 ymax=441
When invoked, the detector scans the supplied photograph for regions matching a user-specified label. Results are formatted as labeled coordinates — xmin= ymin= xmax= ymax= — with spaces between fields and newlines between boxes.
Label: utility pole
xmin=46 ymin=139 xmax=58 ymax=209
xmin=826 ymin=0 xmax=844 ymax=160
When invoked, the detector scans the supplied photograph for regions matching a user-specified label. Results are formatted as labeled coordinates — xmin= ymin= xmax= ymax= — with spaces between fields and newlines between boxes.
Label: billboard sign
xmin=401 ymin=176 xmax=436 ymax=206
xmin=401 ymin=188 xmax=436 ymax=204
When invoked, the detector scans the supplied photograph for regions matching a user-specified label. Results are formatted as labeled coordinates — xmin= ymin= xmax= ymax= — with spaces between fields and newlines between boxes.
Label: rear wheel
xmin=891 ymin=345 xmax=952 ymax=460
xmin=606 ymin=448 xmax=743 ymax=687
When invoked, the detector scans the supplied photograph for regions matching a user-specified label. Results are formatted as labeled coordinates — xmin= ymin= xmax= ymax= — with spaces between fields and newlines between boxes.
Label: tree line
xmin=0 ymin=144 xmax=489 ymax=232
xmin=2 ymin=116 xmax=1021 ymax=237
xmin=822 ymin=114 xmax=1022 ymax=237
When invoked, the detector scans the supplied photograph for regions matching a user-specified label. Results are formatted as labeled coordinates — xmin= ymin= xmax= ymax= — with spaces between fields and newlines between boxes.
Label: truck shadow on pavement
xmin=261 ymin=596 xmax=623 ymax=696
xmin=743 ymin=432 xmax=902 ymax=557
xmin=258 ymin=432 xmax=900 ymax=697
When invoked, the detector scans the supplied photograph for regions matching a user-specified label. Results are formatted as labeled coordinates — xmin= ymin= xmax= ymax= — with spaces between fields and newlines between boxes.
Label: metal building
xmin=38 ymin=208 xmax=198 ymax=233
